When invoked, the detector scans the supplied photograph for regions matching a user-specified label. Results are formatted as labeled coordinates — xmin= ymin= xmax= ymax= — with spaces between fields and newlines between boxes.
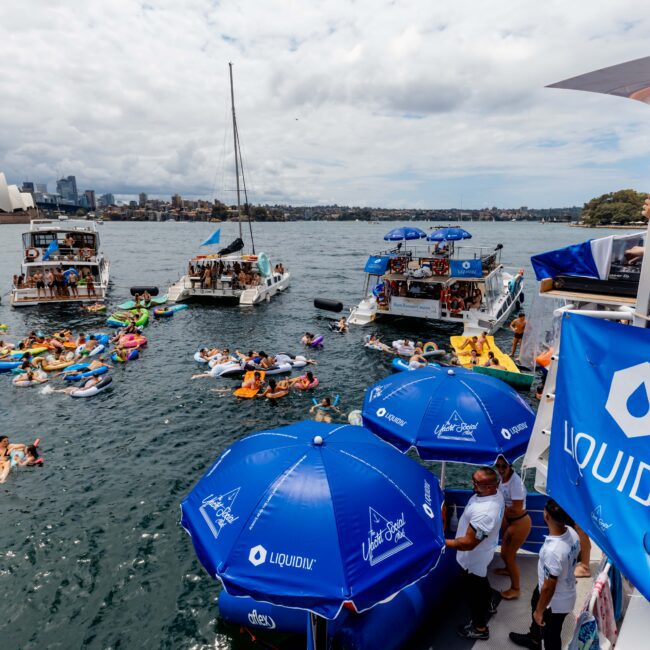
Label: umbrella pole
xmin=440 ymin=461 xmax=447 ymax=488
xmin=307 ymin=612 xmax=328 ymax=649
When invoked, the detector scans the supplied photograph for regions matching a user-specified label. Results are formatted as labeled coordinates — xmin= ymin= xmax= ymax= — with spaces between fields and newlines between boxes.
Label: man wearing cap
xmin=509 ymin=498 xmax=580 ymax=650
xmin=446 ymin=466 xmax=504 ymax=640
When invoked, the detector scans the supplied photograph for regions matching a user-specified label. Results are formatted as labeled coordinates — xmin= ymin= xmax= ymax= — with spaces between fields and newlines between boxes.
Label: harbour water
xmin=0 ymin=220 xmax=627 ymax=649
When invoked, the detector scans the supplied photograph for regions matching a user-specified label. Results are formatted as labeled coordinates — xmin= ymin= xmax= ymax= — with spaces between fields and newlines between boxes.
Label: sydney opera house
xmin=0 ymin=172 xmax=35 ymax=223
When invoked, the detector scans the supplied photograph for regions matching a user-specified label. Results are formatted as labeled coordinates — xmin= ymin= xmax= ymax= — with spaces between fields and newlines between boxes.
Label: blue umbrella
xmin=383 ymin=226 xmax=427 ymax=241
xmin=180 ymin=421 xmax=445 ymax=620
xmin=362 ymin=366 xmax=534 ymax=465
xmin=427 ymin=227 xmax=472 ymax=241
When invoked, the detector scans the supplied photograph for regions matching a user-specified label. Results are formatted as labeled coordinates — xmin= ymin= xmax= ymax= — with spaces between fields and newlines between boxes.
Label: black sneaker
xmin=488 ymin=597 xmax=499 ymax=616
xmin=457 ymin=623 xmax=489 ymax=640
xmin=509 ymin=632 xmax=540 ymax=649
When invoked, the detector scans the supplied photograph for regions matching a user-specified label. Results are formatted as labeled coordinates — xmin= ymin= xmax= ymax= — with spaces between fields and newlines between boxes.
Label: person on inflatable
xmin=336 ymin=317 xmax=348 ymax=333
xmin=50 ymin=375 xmax=103 ymax=395
xmin=408 ymin=348 xmax=428 ymax=369
xmin=240 ymin=371 xmax=263 ymax=391
xmin=259 ymin=378 xmax=290 ymax=400
xmin=364 ymin=333 xmax=392 ymax=353
xmin=289 ymin=371 xmax=318 ymax=390
xmin=476 ymin=332 xmax=491 ymax=355
xmin=57 ymin=358 xmax=112 ymax=379
xmin=10 ymin=444 xmax=41 ymax=468
xmin=301 ymin=332 xmax=315 ymax=346
xmin=458 ymin=335 xmax=478 ymax=352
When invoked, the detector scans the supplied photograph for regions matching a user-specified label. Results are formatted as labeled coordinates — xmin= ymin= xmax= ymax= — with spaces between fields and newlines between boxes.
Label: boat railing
xmin=23 ymin=247 xmax=99 ymax=264
xmin=29 ymin=219 xmax=98 ymax=232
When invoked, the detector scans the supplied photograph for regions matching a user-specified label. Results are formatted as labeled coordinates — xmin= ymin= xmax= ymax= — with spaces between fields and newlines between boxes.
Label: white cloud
xmin=1 ymin=0 xmax=649 ymax=208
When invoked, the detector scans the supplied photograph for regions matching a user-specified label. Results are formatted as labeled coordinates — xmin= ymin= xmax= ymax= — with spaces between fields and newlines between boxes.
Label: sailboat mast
xmin=229 ymin=62 xmax=243 ymax=240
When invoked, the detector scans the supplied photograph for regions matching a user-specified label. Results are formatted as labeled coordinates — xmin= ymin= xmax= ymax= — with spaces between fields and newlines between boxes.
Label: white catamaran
xmin=167 ymin=64 xmax=290 ymax=306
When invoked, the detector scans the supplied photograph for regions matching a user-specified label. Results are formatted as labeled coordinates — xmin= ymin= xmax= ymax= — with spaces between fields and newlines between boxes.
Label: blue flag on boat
xmin=549 ymin=313 xmax=650 ymax=601
xmin=200 ymin=229 xmax=221 ymax=246
xmin=42 ymin=239 xmax=59 ymax=261
xmin=450 ymin=259 xmax=483 ymax=278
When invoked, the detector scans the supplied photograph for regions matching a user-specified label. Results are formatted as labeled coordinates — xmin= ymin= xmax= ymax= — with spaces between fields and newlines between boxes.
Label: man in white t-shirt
xmin=509 ymin=498 xmax=580 ymax=650
xmin=446 ymin=467 xmax=505 ymax=640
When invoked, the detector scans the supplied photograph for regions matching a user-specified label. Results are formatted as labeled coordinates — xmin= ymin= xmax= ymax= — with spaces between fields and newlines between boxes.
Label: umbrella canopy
xmin=383 ymin=226 xmax=427 ymax=241
xmin=180 ymin=421 xmax=446 ymax=619
xmin=362 ymin=366 xmax=534 ymax=465
xmin=426 ymin=227 xmax=472 ymax=242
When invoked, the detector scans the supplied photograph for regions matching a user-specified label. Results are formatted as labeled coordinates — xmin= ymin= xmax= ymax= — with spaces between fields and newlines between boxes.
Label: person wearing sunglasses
xmin=493 ymin=455 xmax=531 ymax=600
xmin=446 ymin=467 xmax=504 ymax=641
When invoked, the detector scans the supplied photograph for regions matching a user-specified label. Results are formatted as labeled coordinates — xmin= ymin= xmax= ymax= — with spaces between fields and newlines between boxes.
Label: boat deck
xmin=413 ymin=549 xmax=601 ymax=649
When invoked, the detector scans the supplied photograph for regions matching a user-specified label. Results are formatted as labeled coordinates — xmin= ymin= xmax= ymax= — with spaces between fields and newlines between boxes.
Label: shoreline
xmin=569 ymin=223 xmax=645 ymax=229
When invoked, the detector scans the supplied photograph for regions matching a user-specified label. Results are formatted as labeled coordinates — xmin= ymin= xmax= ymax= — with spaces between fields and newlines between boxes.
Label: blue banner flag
xmin=42 ymin=239 xmax=59 ymax=261
xmin=364 ymin=255 xmax=390 ymax=274
xmin=549 ymin=313 xmax=650 ymax=600
xmin=450 ymin=259 xmax=482 ymax=278
xmin=200 ymin=229 xmax=221 ymax=246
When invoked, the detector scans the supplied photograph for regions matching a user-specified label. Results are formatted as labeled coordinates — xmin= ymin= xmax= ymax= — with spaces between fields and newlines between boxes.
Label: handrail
xmin=588 ymin=560 xmax=612 ymax=614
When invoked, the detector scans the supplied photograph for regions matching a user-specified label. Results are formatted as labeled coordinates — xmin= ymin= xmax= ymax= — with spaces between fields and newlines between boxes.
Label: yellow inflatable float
xmin=450 ymin=335 xmax=519 ymax=372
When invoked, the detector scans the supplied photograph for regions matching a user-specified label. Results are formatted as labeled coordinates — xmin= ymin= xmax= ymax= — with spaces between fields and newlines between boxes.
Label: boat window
xmin=266 ymin=278 xmax=272 ymax=287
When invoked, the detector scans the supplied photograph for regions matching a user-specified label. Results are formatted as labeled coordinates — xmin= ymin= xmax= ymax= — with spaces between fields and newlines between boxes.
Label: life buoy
xmin=26 ymin=248 xmax=39 ymax=260
xmin=449 ymin=297 xmax=465 ymax=314
xmin=391 ymin=258 xmax=405 ymax=274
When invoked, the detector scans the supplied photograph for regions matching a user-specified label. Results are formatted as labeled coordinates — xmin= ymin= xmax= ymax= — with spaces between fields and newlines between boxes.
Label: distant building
xmin=84 ymin=190 xmax=96 ymax=210
xmin=56 ymin=175 xmax=78 ymax=204
xmin=0 ymin=172 xmax=35 ymax=212
xmin=36 ymin=182 xmax=47 ymax=193
xmin=139 ymin=192 xmax=147 ymax=207
xmin=21 ymin=181 xmax=34 ymax=194
xmin=98 ymin=193 xmax=115 ymax=208
xmin=171 ymin=193 xmax=183 ymax=209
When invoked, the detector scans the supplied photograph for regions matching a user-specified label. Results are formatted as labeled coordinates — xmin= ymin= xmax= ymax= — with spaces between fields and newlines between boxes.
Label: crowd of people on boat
xmin=13 ymin=266 xmax=97 ymax=299
xmin=188 ymin=259 xmax=282 ymax=291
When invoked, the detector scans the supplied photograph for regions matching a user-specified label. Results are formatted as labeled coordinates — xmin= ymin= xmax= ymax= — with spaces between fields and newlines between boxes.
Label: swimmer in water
xmin=408 ymin=347 xmax=428 ymax=369
xmin=289 ymin=370 xmax=317 ymax=390
xmin=309 ymin=396 xmax=343 ymax=423
xmin=50 ymin=375 xmax=103 ymax=395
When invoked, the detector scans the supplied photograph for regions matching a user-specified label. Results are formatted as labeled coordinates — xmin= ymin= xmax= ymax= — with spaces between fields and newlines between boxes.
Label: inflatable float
xmin=233 ymin=371 xmax=265 ymax=398
xmin=472 ymin=364 xmax=535 ymax=390
xmin=0 ymin=324 xmax=8 ymax=331
xmin=291 ymin=374 xmax=319 ymax=390
xmin=76 ymin=343 xmax=106 ymax=358
xmin=118 ymin=295 xmax=167 ymax=310
xmin=119 ymin=334 xmax=147 ymax=349
xmin=275 ymin=353 xmax=308 ymax=369
xmin=450 ymin=335 xmax=518 ymax=371
xmin=71 ymin=376 xmax=113 ymax=398
xmin=244 ymin=361 xmax=292 ymax=376
xmin=153 ymin=304 xmax=188 ymax=318
xmin=310 ymin=335 xmax=324 ymax=348
xmin=12 ymin=370 xmax=48 ymax=387
xmin=111 ymin=349 xmax=139 ymax=363
xmin=64 ymin=365 xmax=109 ymax=381
xmin=391 ymin=358 xmax=440 ymax=372
xmin=107 ymin=308 xmax=149 ymax=328
xmin=8 ymin=346 xmax=49 ymax=359
xmin=0 ymin=360 xmax=21 ymax=373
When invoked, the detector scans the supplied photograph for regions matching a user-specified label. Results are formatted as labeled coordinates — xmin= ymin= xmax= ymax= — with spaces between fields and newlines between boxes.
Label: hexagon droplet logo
xmin=248 ymin=544 xmax=267 ymax=567
xmin=605 ymin=362 xmax=650 ymax=438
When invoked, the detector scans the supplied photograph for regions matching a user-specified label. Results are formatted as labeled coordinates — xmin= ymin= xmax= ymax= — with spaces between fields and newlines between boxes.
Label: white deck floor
xmin=413 ymin=550 xmax=601 ymax=649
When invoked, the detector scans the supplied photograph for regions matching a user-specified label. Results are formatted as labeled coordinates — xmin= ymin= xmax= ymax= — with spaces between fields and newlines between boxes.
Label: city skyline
xmin=1 ymin=2 xmax=650 ymax=209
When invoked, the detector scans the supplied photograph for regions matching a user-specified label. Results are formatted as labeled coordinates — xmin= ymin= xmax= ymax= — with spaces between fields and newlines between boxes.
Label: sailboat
xmin=167 ymin=63 xmax=290 ymax=305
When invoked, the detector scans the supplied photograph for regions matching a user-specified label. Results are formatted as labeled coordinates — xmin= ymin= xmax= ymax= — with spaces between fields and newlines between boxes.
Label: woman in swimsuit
xmin=259 ymin=378 xmax=289 ymax=399
xmin=494 ymin=455 xmax=531 ymax=599
xmin=0 ymin=436 xmax=27 ymax=483
xmin=289 ymin=371 xmax=317 ymax=390
xmin=309 ymin=397 xmax=342 ymax=423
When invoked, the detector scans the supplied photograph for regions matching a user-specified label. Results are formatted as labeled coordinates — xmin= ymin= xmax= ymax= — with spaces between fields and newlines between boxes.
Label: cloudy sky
xmin=1 ymin=1 xmax=650 ymax=208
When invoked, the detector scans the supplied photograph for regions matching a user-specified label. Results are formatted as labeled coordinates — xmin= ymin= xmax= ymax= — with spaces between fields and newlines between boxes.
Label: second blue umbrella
xmin=362 ymin=366 xmax=534 ymax=465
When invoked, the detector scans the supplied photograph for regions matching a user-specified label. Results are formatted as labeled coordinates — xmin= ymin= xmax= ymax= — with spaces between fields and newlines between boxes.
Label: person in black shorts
xmin=33 ymin=270 xmax=46 ymax=298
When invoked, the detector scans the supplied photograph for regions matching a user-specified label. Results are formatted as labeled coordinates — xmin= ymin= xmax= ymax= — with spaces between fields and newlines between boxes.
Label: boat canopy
xmin=530 ymin=231 xmax=645 ymax=281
